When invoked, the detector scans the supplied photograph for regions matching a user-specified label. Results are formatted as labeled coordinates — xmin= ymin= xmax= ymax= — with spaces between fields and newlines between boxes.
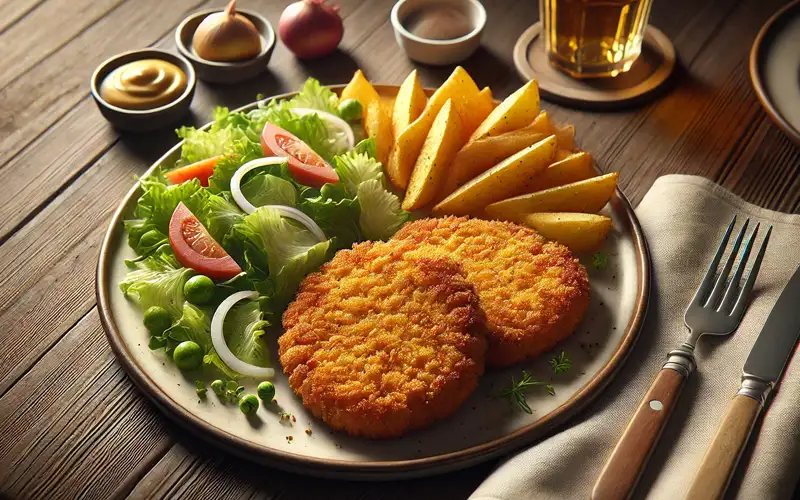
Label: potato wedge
xmin=485 ymin=172 xmax=619 ymax=222
xmin=524 ymin=152 xmax=595 ymax=192
xmin=432 ymin=135 xmax=557 ymax=216
xmin=437 ymin=130 xmax=547 ymax=201
xmin=554 ymin=124 xmax=575 ymax=151
xmin=365 ymin=100 xmax=393 ymax=165
xmin=341 ymin=70 xmax=379 ymax=119
xmin=392 ymin=70 xmax=427 ymax=137
xmin=523 ymin=213 xmax=612 ymax=253
xmin=387 ymin=66 xmax=480 ymax=189
xmin=554 ymin=149 xmax=573 ymax=162
xmin=529 ymin=111 xmax=553 ymax=135
xmin=468 ymin=79 xmax=540 ymax=142
xmin=403 ymin=100 xmax=463 ymax=210
xmin=455 ymin=87 xmax=495 ymax=140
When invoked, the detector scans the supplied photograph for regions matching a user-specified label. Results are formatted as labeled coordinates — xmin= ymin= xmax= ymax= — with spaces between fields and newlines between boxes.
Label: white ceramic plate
xmin=97 ymin=86 xmax=650 ymax=479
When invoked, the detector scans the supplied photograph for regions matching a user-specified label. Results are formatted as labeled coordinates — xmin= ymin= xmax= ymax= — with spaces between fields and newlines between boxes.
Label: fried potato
xmin=403 ymin=100 xmax=463 ymax=211
xmin=529 ymin=111 xmax=553 ymax=135
xmin=485 ymin=172 xmax=619 ymax=222
xmin=454 ymin=87 xmax=495 ymax=141
xmin=524 ymin=152 xmax=595 ymax=192
xmin=523 ymin=213 xmax=612 ymax=253
xmin=392 ymin=70 xmax=427 ymax=138
xmin=365 ymin=100 xmax=393 ymax=165
xmin=437 ymin=129 xmax=547 ymax=202
xmin=432 ymin=135 xmax=557 ymax=216
xmin=554 ymin=124 xmax=576 ymax=151
xmin=555 ymin=149 xmax=573 ymax=162
xmin=387 ymin=67 xmax=480 ymax=189
xmin=468 ymin=80 xmax=540 ymax=142
xmin=341 ymin=70 xmax=380 ymax=119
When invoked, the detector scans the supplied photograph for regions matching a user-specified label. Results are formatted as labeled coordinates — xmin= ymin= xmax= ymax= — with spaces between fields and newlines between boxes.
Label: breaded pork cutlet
xmin=393 ymin=217 xmax=589 ymax=367
xmin=279 ymin=240 xmax=486 ymax=439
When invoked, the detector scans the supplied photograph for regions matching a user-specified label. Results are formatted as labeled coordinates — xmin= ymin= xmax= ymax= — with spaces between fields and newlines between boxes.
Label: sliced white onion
xmin=230 ymin=158 xmax=327 ymax=242
xmin=211 ymin=291 xmax=275 ymax=379
xmin=291 ymin=107 xmax=355 ymax=152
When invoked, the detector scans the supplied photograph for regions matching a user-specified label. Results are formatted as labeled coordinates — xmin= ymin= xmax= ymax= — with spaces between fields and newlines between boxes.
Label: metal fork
xmin=592 ymin=216 xmax=772 ymax=500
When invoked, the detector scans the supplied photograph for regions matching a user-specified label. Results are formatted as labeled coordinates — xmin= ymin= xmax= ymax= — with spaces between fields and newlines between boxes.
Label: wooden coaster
xmin=514 ymin=23 xmax=676 ymax=109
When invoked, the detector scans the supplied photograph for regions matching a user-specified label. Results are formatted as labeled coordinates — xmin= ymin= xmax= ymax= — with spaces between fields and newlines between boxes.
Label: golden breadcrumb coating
xmin=280 ymin=240 xmax=486 ymax=438
xmin=393 ymin=217 xmax=589 ymax=367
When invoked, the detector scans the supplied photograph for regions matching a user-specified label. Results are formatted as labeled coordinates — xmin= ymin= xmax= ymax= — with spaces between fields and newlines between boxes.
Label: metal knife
xmin=685 ymin=264 xmax=800 ymax=500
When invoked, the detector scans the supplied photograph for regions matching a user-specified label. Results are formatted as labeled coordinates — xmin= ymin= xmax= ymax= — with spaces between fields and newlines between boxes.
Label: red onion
xmin=279 ymin=0 xmax=344 ymax=59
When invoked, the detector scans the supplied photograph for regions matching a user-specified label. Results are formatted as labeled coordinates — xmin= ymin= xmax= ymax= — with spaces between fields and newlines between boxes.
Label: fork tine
xmin=704 ymin=219 xmax=749 ymax=308
xmin=718 ymin=222 xmax=760 ymax=312
xmin=730 ymin=225 xmax=772 ymax=318
xmin=690 ymin=216 xmax=737 ymax=307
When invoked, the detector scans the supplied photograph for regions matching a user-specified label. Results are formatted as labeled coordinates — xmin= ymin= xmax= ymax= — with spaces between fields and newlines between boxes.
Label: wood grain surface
xmin=685 ymin=395 xmax=762 ymax=500
xmin=0 ymin=0 xmax=799 ymax=499
xmin=592 ymin=368 xmax=686 ymax=500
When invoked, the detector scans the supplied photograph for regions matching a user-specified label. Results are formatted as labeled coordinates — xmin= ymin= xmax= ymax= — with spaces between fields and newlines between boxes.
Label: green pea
xmin=184 ymin=275 xmax=215 ymax=305
xmin=239 ymin=394 xmax=259 ymax=414
xmin=139 ymin=229 xmax=164 ymax=249
xmin=210 ymin=379 xmax=225 ymax=396
xmin=173 ymin=341 xmax=203 ymax=371
xmin=338 ymin=98 xmax=363 ymax=122
xmin=143 ymin=306 xmax=171 ymax=334
xmin=257 ymin=381 xmax=275 ymax=402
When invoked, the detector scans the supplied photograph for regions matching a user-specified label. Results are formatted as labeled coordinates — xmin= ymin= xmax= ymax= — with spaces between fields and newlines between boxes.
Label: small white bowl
xmin=391 ymin=0 xmax=486 ymax=66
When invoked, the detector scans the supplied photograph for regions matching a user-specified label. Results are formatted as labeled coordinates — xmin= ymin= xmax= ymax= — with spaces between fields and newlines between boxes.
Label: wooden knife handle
xmin=685 ymin=395 xmax=761 ymax=500
xmin=592 ymin=368 xmax=687 ymax=500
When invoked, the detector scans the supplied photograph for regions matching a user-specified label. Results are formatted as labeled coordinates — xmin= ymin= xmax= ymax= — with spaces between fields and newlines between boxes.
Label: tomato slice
xmin=260 ymin=123 xmax=339 ymax=188
xmin=168 ymin=202 xmax=242 ymax=280
xmin=165 ymin=156 xmax=222 ymax=187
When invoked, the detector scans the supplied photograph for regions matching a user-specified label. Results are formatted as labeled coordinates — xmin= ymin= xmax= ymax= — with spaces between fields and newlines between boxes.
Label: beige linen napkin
xmin=471 ymin=175 xmax=800 ymax=500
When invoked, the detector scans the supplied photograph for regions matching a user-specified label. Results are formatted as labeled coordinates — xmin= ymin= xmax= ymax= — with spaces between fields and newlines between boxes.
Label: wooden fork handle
xmin=685 ymin=394 xmax=762 ymax=500
xmin=592 ymin=368 xmax=687 ymax=500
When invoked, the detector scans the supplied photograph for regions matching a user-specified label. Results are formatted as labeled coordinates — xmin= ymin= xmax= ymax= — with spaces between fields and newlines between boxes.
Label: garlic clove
xmin=192 ymin=0 xmax=263 ymax=62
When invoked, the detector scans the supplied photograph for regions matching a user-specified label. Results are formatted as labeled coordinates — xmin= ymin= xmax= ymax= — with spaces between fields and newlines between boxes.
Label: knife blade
xmin=742 ymin=264 xmax=800 ymax=389
xmin=686 ymin=263 xmax=800 ymax=500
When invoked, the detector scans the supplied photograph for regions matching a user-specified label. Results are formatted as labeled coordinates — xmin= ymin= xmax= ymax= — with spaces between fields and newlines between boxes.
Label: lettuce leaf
xmin=241 ymin=173 xmax=298 ymax=208
xmin=357 ymin=178 xmax=408 ymax=241
xmin=222 ymin=299 xmax=271 ymax=368
xmin=119 ymin=249 xmax=195 ymax=319
xmin=333 ymin=146 xmax=384 ymax=197
xmin=299 ymin=196 xmax=362 ymax=250
xmin=206 ymin=138 xmax=265 ymax=194
xmin=287 ymin=78 xmax=340 ymax=115
xmin=229 ymin=207 xmax=331 ymax=308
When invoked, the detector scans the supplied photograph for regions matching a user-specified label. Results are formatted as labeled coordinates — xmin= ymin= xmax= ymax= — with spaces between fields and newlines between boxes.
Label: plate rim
xmin=96 ymin=85 xmax=651 ymax=479
xmin=749 ymin=0 xmax=800 ymax=146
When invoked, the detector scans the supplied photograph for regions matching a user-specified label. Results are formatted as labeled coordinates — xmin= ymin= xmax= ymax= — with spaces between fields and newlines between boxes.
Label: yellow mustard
xmin=100 ymin=59 xmax=188 ymax=110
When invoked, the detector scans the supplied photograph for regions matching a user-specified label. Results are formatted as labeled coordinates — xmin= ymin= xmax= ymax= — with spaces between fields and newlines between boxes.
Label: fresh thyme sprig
xmin=500 ymin=371 xmax=555 ymax=414
xmin=549 ymin=351 xmax=572 ymax=375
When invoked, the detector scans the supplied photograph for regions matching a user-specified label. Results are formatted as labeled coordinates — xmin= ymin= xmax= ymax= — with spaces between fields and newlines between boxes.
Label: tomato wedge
xmin=168 ymin=202 xmax=242 ymax=280
xmin=165 ymin=156 xmax=222 ymax=187
xmin=260 ymin=123 xmax=339 ymax=188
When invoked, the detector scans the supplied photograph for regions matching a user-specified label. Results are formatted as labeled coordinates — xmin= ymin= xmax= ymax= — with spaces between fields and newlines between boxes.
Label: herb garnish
xmin=549 ymin=351 xmax=572 ymax=375
xmin=592 ymin=252 xmax=609 ymax=270
xmin=500 ymin=371 xmax=555 ymax=414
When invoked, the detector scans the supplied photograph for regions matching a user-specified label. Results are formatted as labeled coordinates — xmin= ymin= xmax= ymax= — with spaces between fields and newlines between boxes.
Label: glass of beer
xmin=540 ymin=0 xmax=653 ymax=78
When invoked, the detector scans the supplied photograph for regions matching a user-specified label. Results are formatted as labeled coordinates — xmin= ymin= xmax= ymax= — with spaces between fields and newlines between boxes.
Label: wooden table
xmin=1 ymin=0 xmax=799 ymax=498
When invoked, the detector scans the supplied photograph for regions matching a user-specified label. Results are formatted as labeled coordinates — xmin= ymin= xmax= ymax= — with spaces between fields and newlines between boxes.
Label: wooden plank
xmin=0 ymin=308 xmax=172 ymax=500
xmin=0 ymin=0 xmax=43 ymax=33
xmin=0 ymin=0 xmax=125 ymax=88
xmin=128 ymin=440 xmax=493 ymax=500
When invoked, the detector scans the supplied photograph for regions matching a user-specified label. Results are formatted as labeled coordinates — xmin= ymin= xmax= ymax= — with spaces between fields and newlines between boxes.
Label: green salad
xmin=120 ymin=78 xmax=408 ymax=386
